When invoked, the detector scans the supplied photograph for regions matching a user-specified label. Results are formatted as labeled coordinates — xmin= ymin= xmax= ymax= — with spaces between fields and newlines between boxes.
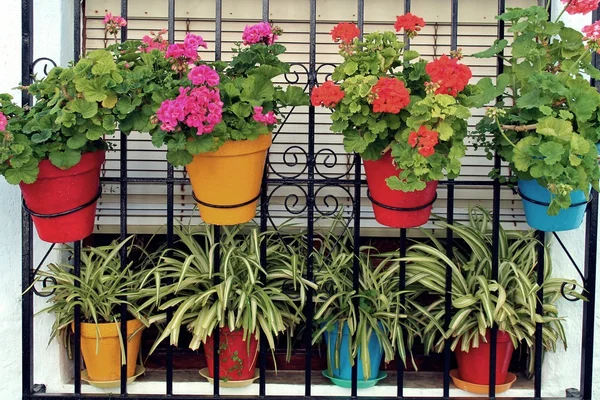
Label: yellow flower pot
xmin=186 ymin=133 xmax=272 ymax=225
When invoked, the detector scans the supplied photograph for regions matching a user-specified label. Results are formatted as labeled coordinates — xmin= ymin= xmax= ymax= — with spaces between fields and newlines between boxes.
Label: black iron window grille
xmin=20 ymin=0 xmax=598 ymax=399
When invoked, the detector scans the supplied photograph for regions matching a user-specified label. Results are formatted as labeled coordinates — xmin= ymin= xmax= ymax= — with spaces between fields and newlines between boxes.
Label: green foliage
xmin=470 ymin=4 xmax=600 ymax=214
xmin=29 ymin=236 xmax=152 ymax=347
xmin=126 ymin=39 xmax=309 ymax=167
xmin=321 ymin=26 xmax=474 ymax=192
xmin=404 ymin=207 xmax=584 ymax=375
xmin=309 ymin=218 xmax=441 ymax=377
xmin=139 ymin=223 xmax=316 ymax=366
xmin=0 ymin=48 xmax=127 ymax=184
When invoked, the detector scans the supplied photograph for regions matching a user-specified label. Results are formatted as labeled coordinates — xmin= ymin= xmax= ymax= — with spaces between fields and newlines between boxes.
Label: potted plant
xmin=0 ymin=16 xmax=137 ymax=243
xmin=126 ymin=23 xmax=308 ymax=225
xmin=30 ymin=236 xmax=151 ymax=385
xmin=404 ymin=207 xmax=584 ymax=391
xmin=310 ymin=15 xmax=474 ymax=228
xmin=471 ymin=3 xmax=600 ymax=231
xmin=139 ymin=223 xmax=315 ymax=384
xmin=310 ymin=221 xmax=438 ymax=387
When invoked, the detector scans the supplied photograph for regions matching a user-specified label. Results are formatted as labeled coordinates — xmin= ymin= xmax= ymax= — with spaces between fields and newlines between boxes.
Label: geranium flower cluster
xmin=394 ymin=13 xmax=426 ymax=38
xmin=166 ymin=33 xmax=208 ymax=72
xmin=141 ymin=29 xmax=169 ymax=53
xmin=408 ymin=126 xmax=439 ymax=157
xmin=242 ymin=22 xmax=280 ymax=46
xmin=583 ymin=21 xmax=600 ymax=53
xmin=310 ymin=81 xmax=345 ymax=108
xmin=103 ymin=13 xmax=127 ymax=35
xmin=425 ymin=55 xmax=472 ymax=97
xmin=370 ymin=77 xmax=411 ymax=114
xmin=330 ymin=22 xmax=360 ymax=44
xmin=561 ymin=0 xmax=600 ymax=15
xmin=0 ymin=112 xmax=7 ymax=132
xmin=156 ymin=66 xmax=223 ymax=135
xmin=253 ymin=106 xmax=277 ymax=125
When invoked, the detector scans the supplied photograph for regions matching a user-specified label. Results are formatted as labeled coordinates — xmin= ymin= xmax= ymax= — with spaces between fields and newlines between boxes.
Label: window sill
xmin=58 ymin=370 xmax=536 ymax=397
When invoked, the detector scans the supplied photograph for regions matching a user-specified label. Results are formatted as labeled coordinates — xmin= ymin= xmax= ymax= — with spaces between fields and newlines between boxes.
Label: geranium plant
xmin=140 ymin=22 xmax=308 ymax=167
xmin=311 ymin=14 xmax=474 ymax=192
xmin=471 ymin=0 xmax=600 ymax=215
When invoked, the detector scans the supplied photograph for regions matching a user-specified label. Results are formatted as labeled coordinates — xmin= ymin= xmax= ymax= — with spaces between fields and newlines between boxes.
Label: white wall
xmin=0 ymin=0 xmax=598 ymax=399
xmin=0 ymin=0 xmax=73 ymax=399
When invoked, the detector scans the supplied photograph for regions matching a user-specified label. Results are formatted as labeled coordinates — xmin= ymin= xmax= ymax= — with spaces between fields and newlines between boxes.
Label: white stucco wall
xmin=0 ymin=0 xmax=598 ymax=399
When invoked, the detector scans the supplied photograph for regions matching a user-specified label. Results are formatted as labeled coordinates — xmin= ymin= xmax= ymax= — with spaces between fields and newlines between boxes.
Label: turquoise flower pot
xmin=323 ymin=321 xmax=383 ymax=382
xmin=518 ymin=179 xmax=588 ymax=232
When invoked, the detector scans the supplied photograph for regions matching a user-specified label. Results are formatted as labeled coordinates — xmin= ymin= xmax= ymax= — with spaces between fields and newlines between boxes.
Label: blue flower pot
xmin=323 ymin=321 xmax=383 ymax=381
xmin=596 ymin=142 xmax=600 ymax=154
xmin=518 ymin=179 xmax=588 ymax=232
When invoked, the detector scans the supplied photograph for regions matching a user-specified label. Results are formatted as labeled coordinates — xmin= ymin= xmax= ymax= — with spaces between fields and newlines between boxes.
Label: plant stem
xmin=565 ymin=51 xmax=590 ymax=76
xmin=501 ymin=123 xmax=537 ymax=132
xmin=554 ymin=0 xmax=572 ymax=24
xmin=495 ymin=119 xmax=522 ymax=152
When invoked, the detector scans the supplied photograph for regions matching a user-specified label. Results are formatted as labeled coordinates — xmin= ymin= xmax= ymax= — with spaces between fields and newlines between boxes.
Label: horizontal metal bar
xmin=99 ymin=177 xmax=506 ymax=186
xmin=25 ymin=395 xmax=576 ymax=400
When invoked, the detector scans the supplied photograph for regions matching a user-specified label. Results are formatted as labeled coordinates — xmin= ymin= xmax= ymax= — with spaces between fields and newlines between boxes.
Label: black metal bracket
xmin=23 ymin=187 xmax=102 ymax=218
xmin=518 ymin=188 xmax=592 ymax=208
xmin=552 ymin=232 xmax=587 ymax=302
xmin=367 ymin=190 xmax=438 ymax=212
xmin=30 ymin=243 xmax=56 ymax=298
xmin=191 ymin=191 xmax=260 ymax=209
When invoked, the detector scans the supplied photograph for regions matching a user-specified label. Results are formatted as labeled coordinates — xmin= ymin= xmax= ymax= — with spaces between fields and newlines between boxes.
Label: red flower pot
xmin=455 ymin=330 xmax=515 ymax=385
xmin=363 ymin=151 xmax=437 ymax=228
xmin=204 ymin=328 xmax=259 ymax=381
xmin=19 ymin=151 xmax=105 ymax=243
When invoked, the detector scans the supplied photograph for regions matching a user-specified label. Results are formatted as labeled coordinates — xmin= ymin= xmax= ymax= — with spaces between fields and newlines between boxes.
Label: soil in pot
xmin=77 ymin=319 xmax=145 ymax=382
xmin=204 ymin=328 xmax=259 ymax=381
xmin=186 ymin=133 xmax=271 ymax=226
xmin=454 ymin=330 xmax=515 ymax=385
xmin=20 ymin=150 xmax=105 ymax=243
xmin=363 ymin=151 xmax=437 ymax=228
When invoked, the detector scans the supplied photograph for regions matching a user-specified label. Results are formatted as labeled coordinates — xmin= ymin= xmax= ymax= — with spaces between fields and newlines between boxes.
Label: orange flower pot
xmin=75 ymin=319 xmax=145 ymax=382
xmin=186 ymin=133 xmax=272 ymax=225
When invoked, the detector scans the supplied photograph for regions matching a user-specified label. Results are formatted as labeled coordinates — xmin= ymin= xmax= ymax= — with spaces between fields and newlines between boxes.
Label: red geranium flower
xmin=371 ymin=77 xmax=411 ymax=114
xmin=394 ymin=13 xmax=426 ymax=38
xmin=311 ymin=80 xmax=345 ymax=108
xmin=330 ymin=22 xmax=360 ymax=44
xmin=425 ymin=55 xmax=472 ymax=97
xmin=408 ymin=126 xmax=439 ymax=158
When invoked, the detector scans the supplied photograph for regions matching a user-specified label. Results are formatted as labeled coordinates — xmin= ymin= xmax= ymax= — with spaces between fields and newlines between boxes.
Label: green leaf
xmin=278 ymin=86 xmax=308 ymax=107
xmin=240 ymin=75 xmax=275 ymax=105
xmin=536 ymin=117 xmax=573 ymax=141
xmin=231 ymin=103 xmax=252 ymax=118
xmin=471 ymin=39 xmax=508 ymax=58
xmin=249 ymin=65 xmax=286 ymax=80
xmin=166 ymin=149 xmax=193 ymax=167
xmin=49 ymin=149 xmax=82 ymax=169
xmin=539 ymin=142 xmax=564 ymax=165
xmin=31 ymin=130 xmax=52 ymax=144
xmin=75 ymin=76 xmax=110 ymax=103
xmin=187 ymin=135 xmax=217 ymax=155
xmin=4 ymin=160 xmax=39 ymax=184
xmin=342 ymin=129 xmax=371 ymax=154
xmin=404 ymin=50 xmax=420 ymax=61
xmin=570 ymin=135 xmax=590 ymax=155
xmin=102 ymin=93 xmax=118 ymax=109
xmin=69 ymin=99 xmax=99 ymax=119
xmin=66 ymin=133 xmax=88 ymax=149
xmin=437 ymin=122 xmax=453 ymax=141
xmin=344 ymin=61 xmax=358 ymax=75
xmin=91 ymin=58 xmax=117 ymax=76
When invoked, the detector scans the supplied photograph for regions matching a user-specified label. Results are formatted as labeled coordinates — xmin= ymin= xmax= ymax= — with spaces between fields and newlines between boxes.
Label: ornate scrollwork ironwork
xmin=267 ymin=145 xmax=309 ymax=179
xmin=30 ymin=57 xmax=58 ymax=78
xmin=315 ymin=63 xmax=338 ymax=84
xmin=314 ymin=148 xmax=354 ymax=180
xmin=30 ymin=243 xmax=57 ymax=298
xmin=552 ymin=232 xmax=586 ymax=302
xmin=314 ymin=184 xmax=354 ymax=217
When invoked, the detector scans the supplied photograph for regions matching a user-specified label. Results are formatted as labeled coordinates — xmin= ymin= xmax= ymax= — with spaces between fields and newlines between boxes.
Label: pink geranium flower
xmin=253 ymin=106 xmax=277 ymax=125
xmin=0 ymin=112 xmax=7 ymax=132
xmin=242 ymin=22 xmax=279 ymax=45
xmin=561 ymin=0 xmax=600 ymax=15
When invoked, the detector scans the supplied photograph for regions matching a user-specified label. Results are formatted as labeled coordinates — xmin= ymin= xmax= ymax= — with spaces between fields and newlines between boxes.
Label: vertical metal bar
xmin=118 ymin=2 xmax=129 ymax=393
xmin=213 ymin=225 xmax=221 ymax=396
xmin=489 ymin=0 xmax=506 ymax=397
xmin=73 ymin=241 xmax=82 ymax=394
xmin=397 ymin=229 xmax=407 ymax=398
xmin=403 ymin=0 xmax=411 ymax=47
xmin=259 ymin=1 xmax=270 ymax=397
xmin=580 ymin=193 xmax=598 ymax=400
xmin=304 ymin=0 xmax=317 ymax=396
xmin=21 ymin=0 xmax=34 ymax=397
xmin=165 ymin=0 xmax=175 ymax=395
xmin=444 ymin=1 xmax=458 ymax=397
xmin=215 ymin=0 xmax=222 ymax=61
xmin=534 ymin=230 xmax=545 ymax=397
xmin=352 ymin=1 xmax=365 ymax=397
xmin=581 ymin=7 xmax=600 ymax=400
xmin=73 ymin=0 xmax=81 ymax=60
